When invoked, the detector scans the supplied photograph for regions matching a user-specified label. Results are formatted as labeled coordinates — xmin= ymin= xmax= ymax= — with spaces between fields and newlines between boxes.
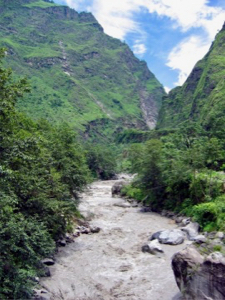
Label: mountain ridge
xmin=0 ymin=0 xmax=165 ymax=139
xmin=157 ymin=21 xmax=225 ymax=136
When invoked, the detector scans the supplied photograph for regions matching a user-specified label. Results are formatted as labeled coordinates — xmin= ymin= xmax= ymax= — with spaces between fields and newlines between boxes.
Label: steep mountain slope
xmin=157 ymin=22 xmax=225 ymax=135
xmin=0 ymin=0 xmax=165 ymax=138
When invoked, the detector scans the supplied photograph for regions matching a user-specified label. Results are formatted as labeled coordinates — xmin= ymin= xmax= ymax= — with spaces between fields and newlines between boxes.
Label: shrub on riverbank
xmin=0 ymin=49 xmax=90 ymax=299
xmin=125 ymin=125 xmax=225 ymax=231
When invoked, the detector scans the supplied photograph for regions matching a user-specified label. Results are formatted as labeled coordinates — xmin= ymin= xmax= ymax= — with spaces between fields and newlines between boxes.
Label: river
xmin=41 ymin=178 xmax=187 ymax=300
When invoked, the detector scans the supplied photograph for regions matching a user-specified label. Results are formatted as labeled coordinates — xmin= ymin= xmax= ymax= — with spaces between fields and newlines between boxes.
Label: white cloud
xmin=133 ymin=41 xmax=147 ymax=56
xmin=143 ymin=0 xmax=219 ymax=31
xmin=64 ymin=0 xmax=84 ymax=10
xmin=64 ymin=0 xmax=225 ymax=86
xmin=66 ymin=0 xmax=225 ymax=40
xmin=166 ymin=36 xmax=210 ymax=86
xmin=88 ymin=0 xmax=143 ymax=40
xmin=164 ymin=86 xmax=171 ymax=94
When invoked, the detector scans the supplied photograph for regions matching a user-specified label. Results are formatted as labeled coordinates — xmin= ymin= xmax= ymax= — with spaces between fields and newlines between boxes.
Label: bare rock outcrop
xmin=172 ymin=246 xmax=225 ymax=300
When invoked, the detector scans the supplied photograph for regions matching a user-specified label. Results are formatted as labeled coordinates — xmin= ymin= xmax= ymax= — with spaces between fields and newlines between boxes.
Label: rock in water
xmin=172 ymin=247 xmax=225 ymax=300
xmin=181 ymin=222 xmax=200 ymax=240
xmin=142 ymin=239 xmax=164 ymax=255
xmin=193 ymin=234 xmax=207 ymax=244
xmin=111 ymin=181 xmax=126 ymax=197
xmin=150 ymin=231 xmax=162 ymax=241
xmin=151 ymin=229 xmax=185 ymax=245
xmin=41 ymin=258 xmax=55 ymax=266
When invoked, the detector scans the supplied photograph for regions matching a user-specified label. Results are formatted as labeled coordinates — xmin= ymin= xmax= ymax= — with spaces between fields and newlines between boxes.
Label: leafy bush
xmin=191 ymin=195 xmax=225 ymax=231
xmin=121 ymin=184 xmax=144 ymax=202
xmin=86 ymin=144 xmax=117 ymax=180
xmin=0 ymin=49 xmax=90 ymax=298
xmin=127 ymin=124 xmax=225 ymax=229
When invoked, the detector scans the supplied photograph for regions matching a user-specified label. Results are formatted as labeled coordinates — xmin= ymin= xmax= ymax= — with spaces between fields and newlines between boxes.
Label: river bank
xmin=39 ymin=179 xmax=189 ymax=300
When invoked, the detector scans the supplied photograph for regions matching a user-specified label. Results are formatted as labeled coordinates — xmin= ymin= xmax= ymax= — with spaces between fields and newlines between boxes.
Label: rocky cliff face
xmin=172 ymin=247 xmax=225 ymax=300
xmin=0 ymin=0 xmax=165 ymax=137
xmin=157 ymin=22 xmax=225 ymax=135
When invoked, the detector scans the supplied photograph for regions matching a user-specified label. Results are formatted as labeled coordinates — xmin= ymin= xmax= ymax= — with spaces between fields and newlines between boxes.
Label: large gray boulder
xmin=142 ymin=239 xmax=164 ymax=255
xmin=151 ymin=229 xmax=185 ymax=245
xmin=33 ymin=288 xmax=50 ymax=300
xmin=172 ymin=247 xmax=225 ymax=300
xmin=181 ymin=222 xmax=200 ymax=240
xmin=193 ymin=234 xmax=207 ymax=244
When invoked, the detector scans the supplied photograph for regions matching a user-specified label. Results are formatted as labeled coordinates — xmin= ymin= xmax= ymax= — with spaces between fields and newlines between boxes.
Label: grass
xmin=23 ymin=1 xmax=60 ymax=8
xmin=158 ymin=25 xmax=225 ymax=130
xmin=0 ymin=0 xmax=164 ymax=139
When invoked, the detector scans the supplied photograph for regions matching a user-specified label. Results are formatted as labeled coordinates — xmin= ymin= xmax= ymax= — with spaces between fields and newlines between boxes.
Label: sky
xmin=54 ymin=0 xmax=225 ymax=92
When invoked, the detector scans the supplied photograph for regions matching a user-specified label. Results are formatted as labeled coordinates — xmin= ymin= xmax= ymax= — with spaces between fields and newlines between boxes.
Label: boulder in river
xmin=151 ymin=229 xmax=185 ymax=245
xmin=41 ymin=258 xmax=55 ymax=266
xmin=181 ymin=222 xmax=199 ymax=240
xmin=42 ymin=266 xmax=51 ymax=277
xmin=142 ymin=239 xmax=164 ymax=255
xmin=150 ymin=231 xmax=162 ymax=241
xmin=58 ymin=239 xmax=66 ymax=247
xmin=181 ymin=218 xmax=191 ymax=226
xmin=172 ymin=246 xmax=225 ymax=300
xmin=113 ymin=202 xmax=131 ymax=208
xmin=215 ymin=231 xmax=224 ymax=240
xmin=140 ymin=206 xmax=152 ymax=212
xmin=111 ymin=180 xmax=126 ymax=197
xmin=90 ymin=225 xmax=101 ymax=233
xmin=33 ymin=288 xmax=50 ymax=300
xmin=193 ymin=234 xmax=207 ymax=244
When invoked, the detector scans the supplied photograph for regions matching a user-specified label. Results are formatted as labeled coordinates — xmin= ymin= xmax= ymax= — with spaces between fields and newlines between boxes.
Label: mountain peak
xmin=157 ymin=22 xmax=225 ymax=135
xmin=0 ymin=0 xmax=165 ymax=137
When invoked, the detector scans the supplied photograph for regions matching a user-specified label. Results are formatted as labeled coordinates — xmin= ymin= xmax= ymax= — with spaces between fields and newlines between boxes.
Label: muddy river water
xmin=41 ymin=178 xmax=187 ymax=300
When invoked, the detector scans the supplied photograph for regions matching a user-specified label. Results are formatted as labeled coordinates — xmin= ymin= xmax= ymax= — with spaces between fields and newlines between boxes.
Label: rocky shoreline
xmin=112 ymin=179 xmax=225 ymax=299
xmin=34 ymin=177 xmax=225 ymax=300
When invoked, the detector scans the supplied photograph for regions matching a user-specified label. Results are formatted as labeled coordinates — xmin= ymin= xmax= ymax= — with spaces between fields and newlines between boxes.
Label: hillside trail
xmin=41 ymin=176 xmax=186 ymax=300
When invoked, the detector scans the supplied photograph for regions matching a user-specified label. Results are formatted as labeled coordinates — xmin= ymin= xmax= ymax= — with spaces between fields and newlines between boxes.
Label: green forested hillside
xmin=157 ymin=22 xmax=225 ymax=138
xmin=0 ymin=49 xmax=91 ymax=299
xmin=0 ymin=0 xmax=165 ymax=138
xmin=124 ymin=22 xmax=225 ymax=234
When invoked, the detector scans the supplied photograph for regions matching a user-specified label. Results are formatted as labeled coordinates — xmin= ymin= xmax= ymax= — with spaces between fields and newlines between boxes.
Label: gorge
xmin=1 ymin=0 xmax=225 ymax=299
xmin=38 ymin=178 xmax=187 ymax=300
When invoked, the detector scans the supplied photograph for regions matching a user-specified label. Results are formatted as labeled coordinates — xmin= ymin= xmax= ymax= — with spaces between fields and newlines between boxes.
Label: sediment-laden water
xmin=41 ymin=178 xmax=186 ymax=300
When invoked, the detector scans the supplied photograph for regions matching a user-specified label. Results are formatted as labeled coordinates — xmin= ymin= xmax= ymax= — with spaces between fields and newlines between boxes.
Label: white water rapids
xmin=41 ymin=178 xmax=187 ymax=300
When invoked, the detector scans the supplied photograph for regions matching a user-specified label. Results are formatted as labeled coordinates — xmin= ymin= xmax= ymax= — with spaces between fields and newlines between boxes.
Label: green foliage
xmin=0 ymin=0 xmax=165 ymax=139
xmin=86 ymin=144 xmax=117 ymax=180
xmin=0 ymin=49 xmax=90 ymax=298
xmin=192 ymin=202 xmax=218 ymax=230
xmin=189 ymin=171 xmax=225 ymax=204
xmin=121 ymin=184 xmax=144 ymax=202
xmin=158 ymin=24 xmax=225 ymax=143
xmin=213 ymin=245 xmax=222 ymax=252
xmin=192 ymin=195 xmax=225 ymax=231
xmin=0 ymin=209 xmax=55 ymax=299
xmin=127 ymin=143 xmax=145 ymax=173
xmin=23 ymin=0 xmax=60 ymax=8
xmin=127 ymin=123 xmax=225 ymax=229
xmin=115 ymin=129 xmax=152 ymax=144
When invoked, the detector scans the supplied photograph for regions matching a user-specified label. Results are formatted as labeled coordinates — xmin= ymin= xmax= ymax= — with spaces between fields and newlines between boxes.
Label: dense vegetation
xmin=123 ymin=22 xmax=225 ymax=233
xmin=0 ymin=0 xmax=165 ymax=139
xmin=0 ymin=49 xmax=91 ymax=299
xmin=158 ymin=22 xmax=225 ymax=136
xmin=124 ymin=123 xmax=225 ymax=232
xmin=1 ymin=1 xmax=225 ymax=298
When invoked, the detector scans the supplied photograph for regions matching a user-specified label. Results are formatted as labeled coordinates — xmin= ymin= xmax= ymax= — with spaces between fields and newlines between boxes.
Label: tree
xmin=0 ymin=49 xmax=89 ymax=298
